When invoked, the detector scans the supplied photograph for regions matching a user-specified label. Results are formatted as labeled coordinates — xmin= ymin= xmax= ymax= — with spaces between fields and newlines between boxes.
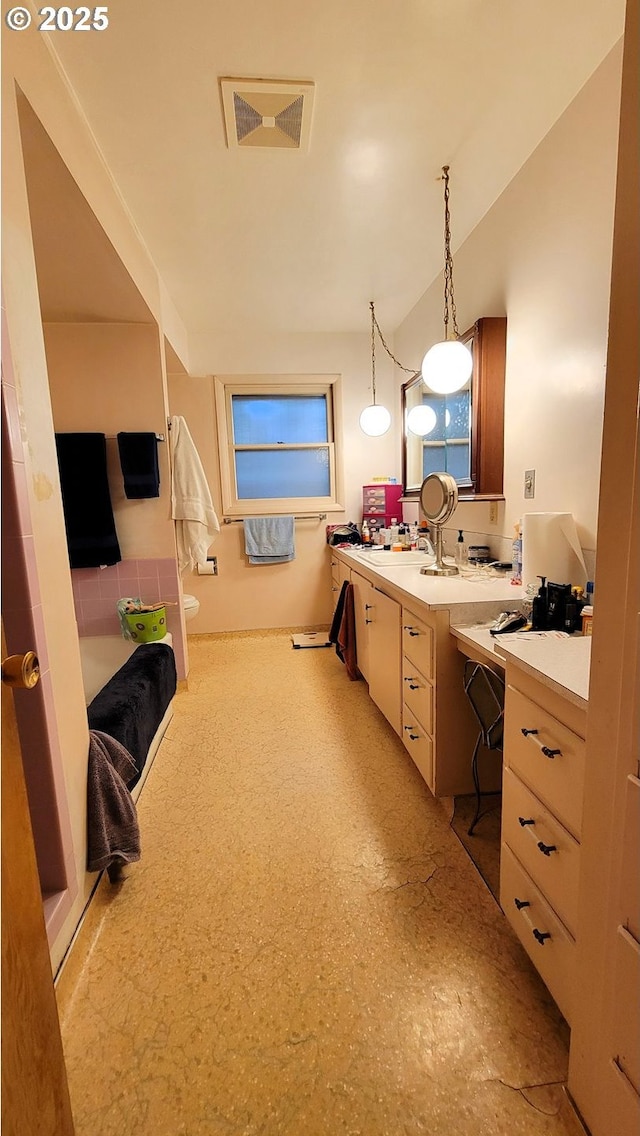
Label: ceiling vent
xmin=220 ymin=78 xmax=315 ymax=151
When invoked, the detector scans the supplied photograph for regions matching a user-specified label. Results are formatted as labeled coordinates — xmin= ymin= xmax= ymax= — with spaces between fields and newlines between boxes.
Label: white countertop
xmin=340 ymin=548 xmax=525 ymax=612
xmin=450 ymin=623 xmax=591 ymax=709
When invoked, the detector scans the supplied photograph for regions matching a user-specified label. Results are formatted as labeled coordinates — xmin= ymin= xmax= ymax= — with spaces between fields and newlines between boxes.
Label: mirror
xmin=419 ymin=472 xmax=459 ymax=576
xmin=402 ymin=317 xmax=507 ymax=499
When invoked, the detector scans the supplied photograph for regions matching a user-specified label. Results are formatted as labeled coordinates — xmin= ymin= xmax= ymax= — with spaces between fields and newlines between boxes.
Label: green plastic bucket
xmin=124 ymin=606 xmax=167 ymax=643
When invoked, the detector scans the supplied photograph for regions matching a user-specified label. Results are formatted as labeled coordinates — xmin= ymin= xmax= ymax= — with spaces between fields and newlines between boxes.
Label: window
xmin=214 ymin=376 xmax=344 ymax=517
xmin=419 ymin=390 xmax=472 ymax=486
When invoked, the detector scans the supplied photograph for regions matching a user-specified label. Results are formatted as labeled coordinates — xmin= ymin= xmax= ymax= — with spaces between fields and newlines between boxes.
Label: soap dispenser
xmin=456 ymin=530 xmax=467 ymax=569
xmin=531 ymin=575 xmax=548 ymax=630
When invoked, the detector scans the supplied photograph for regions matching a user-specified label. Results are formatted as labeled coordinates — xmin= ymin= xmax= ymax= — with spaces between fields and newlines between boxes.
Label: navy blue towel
xmin=117 ymin=432 xmax=160 ymax=499
xmin=55 ymin=433 xmax=121 ymax=569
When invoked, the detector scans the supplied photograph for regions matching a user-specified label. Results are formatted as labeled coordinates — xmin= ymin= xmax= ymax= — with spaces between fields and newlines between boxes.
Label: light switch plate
xmin=524 ymin=470 xmax=536 ymax=499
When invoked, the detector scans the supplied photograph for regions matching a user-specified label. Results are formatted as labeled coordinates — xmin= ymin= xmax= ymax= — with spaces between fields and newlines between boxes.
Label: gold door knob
xmin=1 ymin=652 xmax=40 ymax=689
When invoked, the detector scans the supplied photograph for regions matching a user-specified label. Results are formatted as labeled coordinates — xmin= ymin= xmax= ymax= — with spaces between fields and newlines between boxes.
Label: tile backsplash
xmin=71 ymin=557 xmax=180 ymax=637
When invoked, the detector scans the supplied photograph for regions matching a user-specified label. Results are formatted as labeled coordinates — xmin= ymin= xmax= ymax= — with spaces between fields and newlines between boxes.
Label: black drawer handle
xmin=537 ymin=841 xmax=557 ymax=857
xmin=533 ymin=928 xmax=551 ymax=945
xmin=514 ymin=898 xmax=530 ymax=910
xmin=365 ymin=618 xmax=372 ymax=624
xmin=365 ymin=604 xmax=373 ymax=610
xmin=404 ymin=726 xmax=419 ymax=740
xmin=521 ymin=728 xmax=538 ymax=737
xmin=403 ymin=679 xmax=420 ymax=689
xmin=542 ymin=746 xmax=561 ymax=759
xmin=518 ymin=817 xmax=535 ymax=827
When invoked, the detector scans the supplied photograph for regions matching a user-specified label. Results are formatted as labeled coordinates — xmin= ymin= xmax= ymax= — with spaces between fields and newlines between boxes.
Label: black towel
xmin=55 ymin=433 xmax=121 ymax=568
xmin=87 ymin=643 xmax=177 ymax=789
xmin=117 ymin=432 xmax=160 ymax=499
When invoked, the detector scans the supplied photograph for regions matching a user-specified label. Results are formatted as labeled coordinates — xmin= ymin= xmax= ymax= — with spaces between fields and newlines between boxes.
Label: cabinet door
xmin=368 ymin=589 xmax=401 ymax=736
xmin=350 ymin=570 xmax=372 ymax=682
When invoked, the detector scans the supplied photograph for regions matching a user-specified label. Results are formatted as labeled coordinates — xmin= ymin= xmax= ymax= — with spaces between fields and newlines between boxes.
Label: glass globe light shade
xmin=359 ymin=403 xmax=391 ymax=437
xmin=406 ymin=404 xmax=437 ymax=437
xmin=421 ymin=339 xmax=472 ymax=395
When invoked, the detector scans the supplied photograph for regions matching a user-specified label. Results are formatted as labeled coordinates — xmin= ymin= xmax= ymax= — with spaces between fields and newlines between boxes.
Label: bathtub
xmin=79 ymin=633 xmax=174 ymax=802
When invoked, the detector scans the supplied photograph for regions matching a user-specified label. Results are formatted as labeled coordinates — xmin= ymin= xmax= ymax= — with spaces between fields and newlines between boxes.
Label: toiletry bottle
xmin=456 ymin=530 xmax=467 ymax=569
xmin=362 ymin=519 xmax=371 ymax=545
xmin=531 ymin=576 xmax=548 ymax=630
xmin=511 ymin=522 xmax=522 ymax=585
xmin=390 ymin=518 xmax=399 ymax=544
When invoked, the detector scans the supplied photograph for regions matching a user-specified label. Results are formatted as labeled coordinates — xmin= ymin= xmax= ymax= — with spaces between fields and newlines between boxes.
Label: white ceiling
xmin=45 ymin=0 xmax=623 ymax=339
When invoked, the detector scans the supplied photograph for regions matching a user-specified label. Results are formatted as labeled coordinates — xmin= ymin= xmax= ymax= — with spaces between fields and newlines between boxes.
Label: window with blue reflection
xmin=232 ymin=395 xmax=328 ymax=445
xmin=423 ymin=443 xmax=471 ymax=482
xmin=236 ymin=448 xmax=330 ymax=499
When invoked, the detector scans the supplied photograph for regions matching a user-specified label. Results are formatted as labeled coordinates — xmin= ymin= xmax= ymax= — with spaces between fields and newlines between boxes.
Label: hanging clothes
xmin=170 ymin=415 xmax=220 ymax=573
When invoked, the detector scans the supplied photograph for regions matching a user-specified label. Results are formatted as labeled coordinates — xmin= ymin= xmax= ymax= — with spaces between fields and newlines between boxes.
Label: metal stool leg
xmin=467 ymin=732 xmax=483 ymax=836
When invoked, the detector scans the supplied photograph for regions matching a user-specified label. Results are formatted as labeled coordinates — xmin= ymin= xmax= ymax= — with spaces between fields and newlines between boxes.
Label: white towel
xmin=170 ymin=416 xmax=220 ymax=573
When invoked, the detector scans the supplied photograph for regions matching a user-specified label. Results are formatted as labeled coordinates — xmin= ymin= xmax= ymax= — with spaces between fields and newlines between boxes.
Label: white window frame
xmin=214 ymin=374 xmax=345 ymax=518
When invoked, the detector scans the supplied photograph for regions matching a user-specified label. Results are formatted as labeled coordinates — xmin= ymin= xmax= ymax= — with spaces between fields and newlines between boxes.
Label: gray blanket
xmin=87 ymin=730 xmax=141 ymax=874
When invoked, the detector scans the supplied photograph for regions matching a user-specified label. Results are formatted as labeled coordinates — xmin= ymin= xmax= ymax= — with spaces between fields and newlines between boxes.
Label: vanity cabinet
xmin=330 ymin=554 xmax=351 ymax=601
xmin=401 ymin=605 xmax=481 ymax=798
xmin=351 ymin=571 xmax=401 ymax=734
xmin=500 ymin=667 xmax=587 ymax=1025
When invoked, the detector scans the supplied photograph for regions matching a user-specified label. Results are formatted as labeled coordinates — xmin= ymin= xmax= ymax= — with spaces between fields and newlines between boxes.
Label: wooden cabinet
xmin=330 ymin=554 xmax=351 ymax=600
xmin=350 ymin=570 xmax=372 ymax=683
xmin=500 ymin=669 xmax=587 ymax=1025
xmin=350 ymin=570 xmax=401 ymax=734
xmin=401 ymin=603 xmax=480 ymax=797
xmin=367 ymin=589 xmax=401 ymax=736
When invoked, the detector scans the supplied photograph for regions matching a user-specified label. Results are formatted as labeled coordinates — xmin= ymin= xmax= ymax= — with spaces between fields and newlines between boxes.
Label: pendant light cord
xmin=442 ymin=166 xmax=459 ymax=339
xmin=370 ymin=301 xmax=420 ymax=378
xmin=370 ymin=166 xmax=460 ymax=373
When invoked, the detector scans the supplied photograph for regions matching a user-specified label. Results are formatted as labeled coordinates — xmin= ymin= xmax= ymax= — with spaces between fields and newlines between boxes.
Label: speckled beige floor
xmin=57 ymin=633 xmax=577 ymax=1136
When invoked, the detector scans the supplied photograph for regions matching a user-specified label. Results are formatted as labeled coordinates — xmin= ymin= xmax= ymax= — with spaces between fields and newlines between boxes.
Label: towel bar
xmin=223 ymin=513 xmax=327 ymax=524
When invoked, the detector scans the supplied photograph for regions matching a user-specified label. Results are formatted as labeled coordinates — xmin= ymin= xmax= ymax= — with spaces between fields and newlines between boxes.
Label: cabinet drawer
xmin=611 ymin=925 xmax=640 ymax=1095
xmin=502 ymin=767 xmax=581 ymax=937
xmin=402 ymin=659 xmax=433 ymax=735
xmin=504 ymin=685 xmax=586 ymax=839
xmin=363 ymin=488 xmax=386 ymax=509
xmin=500 ymin=843 xmax=575 ymax=1025
xmin=402 ymin=610 xmax=434 ymax=680
xmin=401 ymin=703 xmax=433 ymax=789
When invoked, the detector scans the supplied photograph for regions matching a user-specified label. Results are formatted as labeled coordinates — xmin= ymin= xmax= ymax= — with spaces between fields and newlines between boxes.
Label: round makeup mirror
xmin=419 ymin=472 xmax=459 ymax=576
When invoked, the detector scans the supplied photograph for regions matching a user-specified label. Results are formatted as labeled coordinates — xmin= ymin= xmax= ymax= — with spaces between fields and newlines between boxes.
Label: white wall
xmin=395 ymin=44 xmax=622 ymax=562
xmin=170 ymin=332 xmax=400 ymax=632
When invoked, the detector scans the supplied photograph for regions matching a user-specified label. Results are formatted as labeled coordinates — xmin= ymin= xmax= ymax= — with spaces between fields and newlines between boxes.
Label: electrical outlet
xmin=524 ymin=469 xmax=536 ymax=499
xmin=489 ymin=501 xmax=498 ymax=524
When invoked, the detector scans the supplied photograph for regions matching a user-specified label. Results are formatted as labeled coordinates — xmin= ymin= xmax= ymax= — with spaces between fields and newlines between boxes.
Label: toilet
xmin=182 ymin=594 xmax=200 ymax=623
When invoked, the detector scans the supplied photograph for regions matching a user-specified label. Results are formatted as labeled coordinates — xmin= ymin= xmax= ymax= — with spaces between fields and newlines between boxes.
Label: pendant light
xmin=406 ymin=403 xmax=437 ymax=437
xmin=421 ymin=166 xmax=472 ymax=395
xmin=359 ymin=300 xmax=392 ymax=436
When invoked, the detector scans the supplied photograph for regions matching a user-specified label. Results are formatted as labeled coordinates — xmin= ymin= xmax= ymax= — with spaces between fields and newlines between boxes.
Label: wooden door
xmin=1 ymin=629 xmax=75 ymax=1135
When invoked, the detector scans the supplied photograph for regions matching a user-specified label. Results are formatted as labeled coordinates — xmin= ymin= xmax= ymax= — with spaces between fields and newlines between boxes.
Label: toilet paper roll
xmin=196 ymin=560 xmax=215 ymax=575
xmin=522 ymin=512 xmax=586 ymax=591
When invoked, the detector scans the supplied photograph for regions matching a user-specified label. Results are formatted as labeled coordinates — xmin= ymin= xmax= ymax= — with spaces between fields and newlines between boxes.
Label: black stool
xmin=462 ymin=660 xmax=505 ymax=835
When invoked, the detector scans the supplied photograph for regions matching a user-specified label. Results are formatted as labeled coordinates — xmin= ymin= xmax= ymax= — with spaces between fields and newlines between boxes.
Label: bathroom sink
xmin=352 ymin=549 xmax=435 ymax=566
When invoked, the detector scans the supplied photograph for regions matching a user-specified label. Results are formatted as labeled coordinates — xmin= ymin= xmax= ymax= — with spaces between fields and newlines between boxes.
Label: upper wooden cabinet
xmin=402 ymin=316 xmax=507 ymax=500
